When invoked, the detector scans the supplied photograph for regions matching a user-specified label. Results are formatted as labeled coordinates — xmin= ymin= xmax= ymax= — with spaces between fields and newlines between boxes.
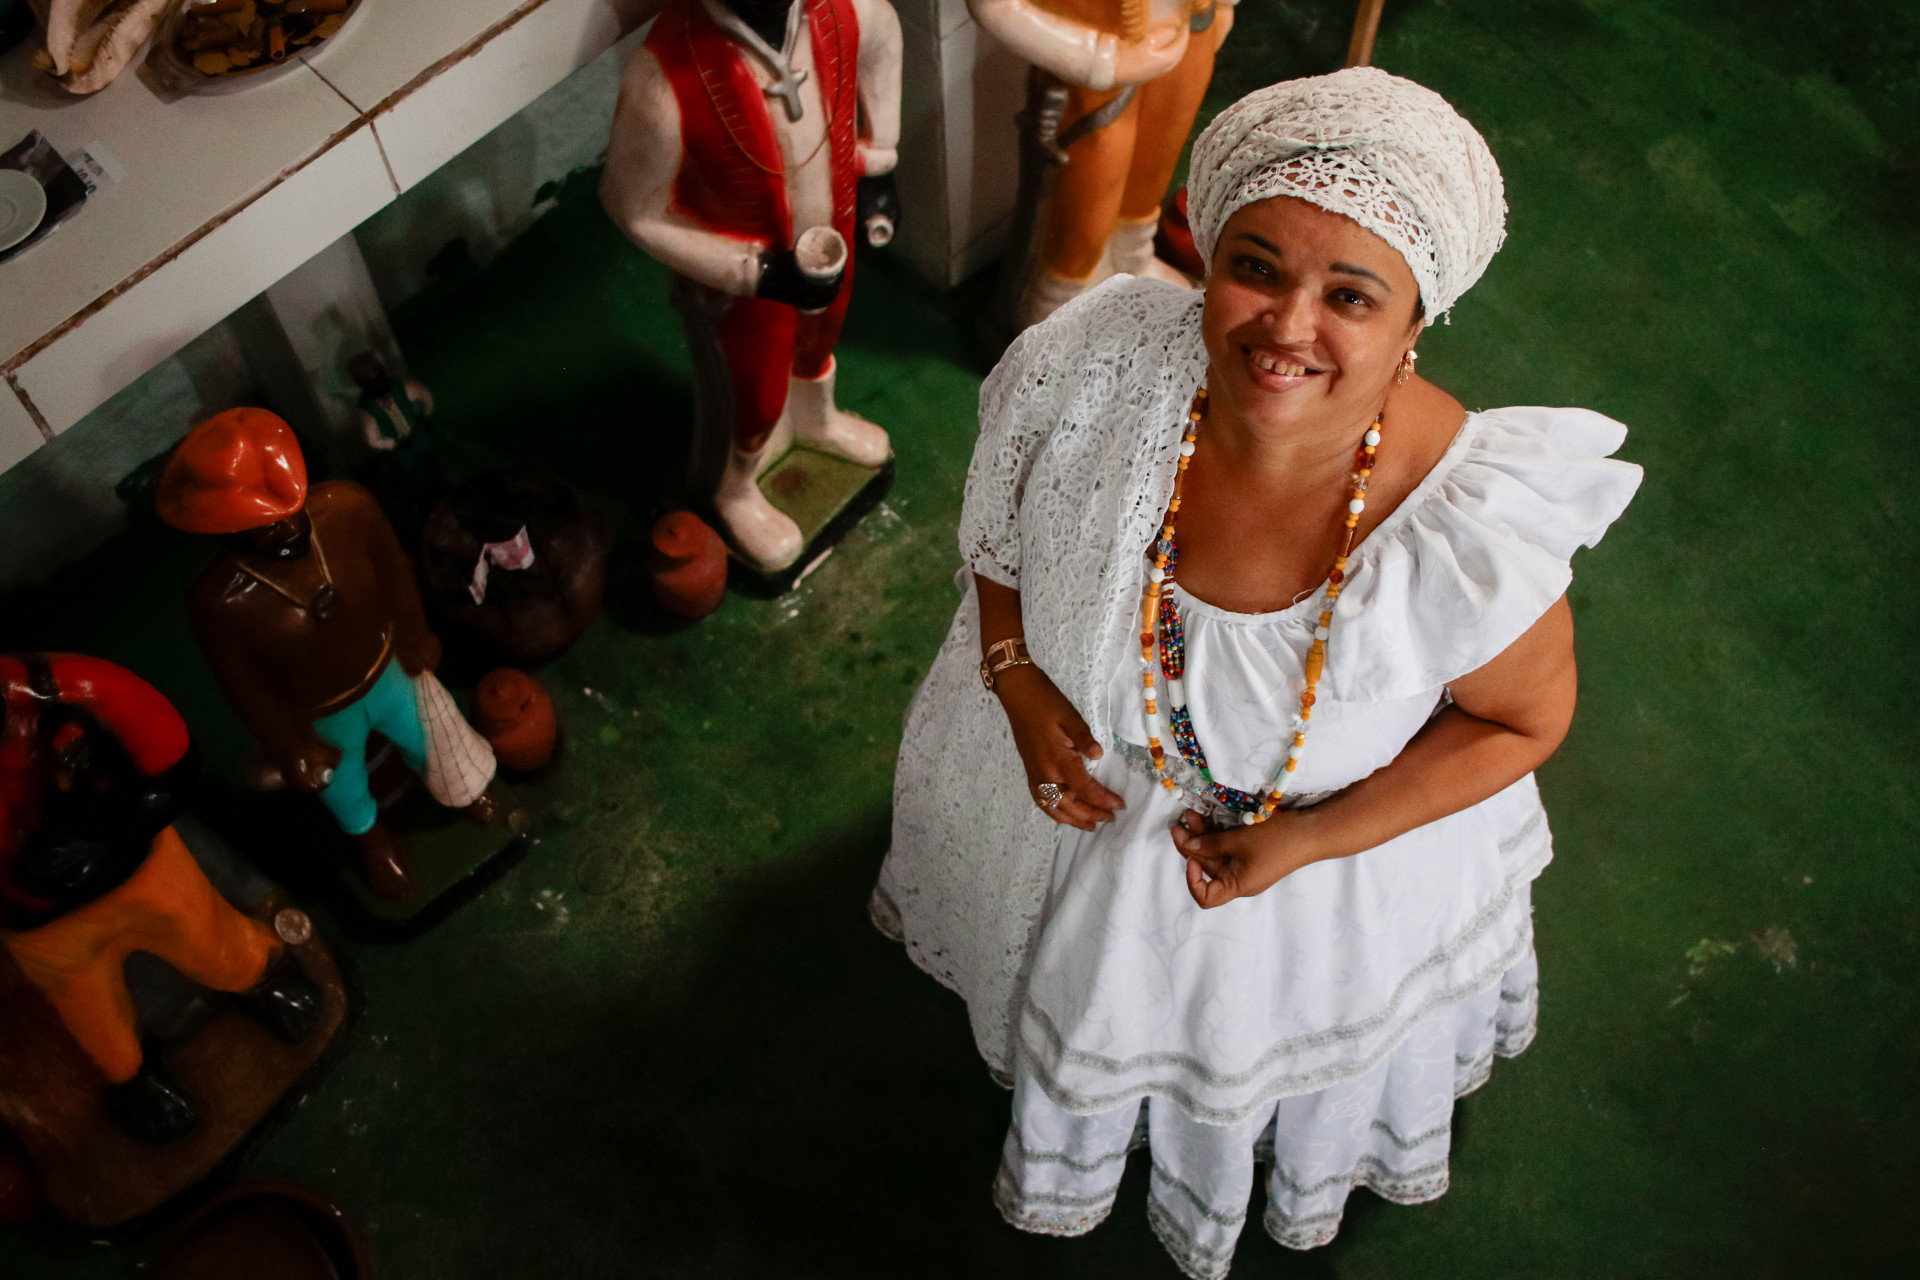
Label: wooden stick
xmin=1346 ymin=0 xmax=1385 ymax=67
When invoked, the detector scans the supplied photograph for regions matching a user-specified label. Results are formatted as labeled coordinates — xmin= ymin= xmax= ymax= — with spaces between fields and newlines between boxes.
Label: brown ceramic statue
xmin=156 ymin=409 xmax=497 ymax=901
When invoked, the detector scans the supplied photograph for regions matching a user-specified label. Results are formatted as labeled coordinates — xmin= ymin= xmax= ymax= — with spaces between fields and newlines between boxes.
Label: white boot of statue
xmin=1019 ymin=267 xmax=1096 ymax=329
xmin=715 ymin=436 xmax=804 ymax=572
xmin=786 ymin=359 xmax=891 ymax=467
xmin=1102 ymin=216 xmax=1196 ymax=287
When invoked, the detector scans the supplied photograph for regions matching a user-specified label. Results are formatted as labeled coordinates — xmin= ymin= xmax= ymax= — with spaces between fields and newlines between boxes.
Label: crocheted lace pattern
xmin=1187 ymin=66 xmax=1507 ymax=319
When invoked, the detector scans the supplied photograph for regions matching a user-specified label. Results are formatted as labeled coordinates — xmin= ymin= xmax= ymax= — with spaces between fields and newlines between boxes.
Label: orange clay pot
xmin=646 ymin=511 xmax=727 ymax=619
xmin=470 ymin=669 xmax=556 ymax=773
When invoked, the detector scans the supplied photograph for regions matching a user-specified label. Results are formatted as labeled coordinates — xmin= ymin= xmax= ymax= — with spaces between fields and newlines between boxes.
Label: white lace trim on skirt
xmin=996 ymin=949 xmax=1539 ymax=1279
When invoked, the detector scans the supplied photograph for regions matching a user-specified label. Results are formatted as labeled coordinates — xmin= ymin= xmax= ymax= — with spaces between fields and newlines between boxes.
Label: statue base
xmin=730 ymin=445 xmax=895 ymax=598
xmin=0 ymin=906 xmax=352 ymax=1234
xmin=327 ymin=757 xmax=568 ymax=942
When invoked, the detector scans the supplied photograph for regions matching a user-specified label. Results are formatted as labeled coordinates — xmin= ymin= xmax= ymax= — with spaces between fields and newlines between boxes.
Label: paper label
xmin=68 ymin=141 xmax=127 ymax=194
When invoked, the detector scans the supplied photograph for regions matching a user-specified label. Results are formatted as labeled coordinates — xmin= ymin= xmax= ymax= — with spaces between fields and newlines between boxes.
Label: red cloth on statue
xmin=0 ymin=655 xmax=193 ymax=930
xmin=646 ymin=0 xmax=864 ymax=448
xmin=647 ymin=0 xmax=861 ymax=248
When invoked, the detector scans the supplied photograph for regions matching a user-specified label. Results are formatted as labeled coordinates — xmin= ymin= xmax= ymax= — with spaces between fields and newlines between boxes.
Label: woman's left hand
xmin=1168 ymin=809 xmax=1326 ymax=908
xmin=1165 ymin=598 xmax=1583 ymax=910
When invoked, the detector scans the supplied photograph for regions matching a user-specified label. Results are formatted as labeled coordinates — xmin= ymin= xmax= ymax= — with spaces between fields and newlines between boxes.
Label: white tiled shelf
xmin=0 ymin=0 xmax=654 ymax=467
xmin=0 ymin=49 xmax=362 ymax=369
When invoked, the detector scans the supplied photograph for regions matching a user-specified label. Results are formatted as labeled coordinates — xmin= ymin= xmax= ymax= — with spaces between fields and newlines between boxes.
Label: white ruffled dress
xmin=873 ymin=278 xmax=1640 ymax=1279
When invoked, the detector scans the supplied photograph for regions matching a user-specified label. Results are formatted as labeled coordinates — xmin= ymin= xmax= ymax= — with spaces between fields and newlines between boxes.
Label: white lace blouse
xmin=874 ymin=276 xmax=1642 ymax=1101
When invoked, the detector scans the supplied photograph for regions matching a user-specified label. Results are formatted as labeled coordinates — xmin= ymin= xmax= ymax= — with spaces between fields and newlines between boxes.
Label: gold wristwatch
xmin=979 ymin=637 xmax=1032 ymax=691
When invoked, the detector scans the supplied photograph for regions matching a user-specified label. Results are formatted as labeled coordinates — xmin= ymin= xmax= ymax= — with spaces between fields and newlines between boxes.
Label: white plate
xmin=0 ymin=169 xmax=49 ymax=253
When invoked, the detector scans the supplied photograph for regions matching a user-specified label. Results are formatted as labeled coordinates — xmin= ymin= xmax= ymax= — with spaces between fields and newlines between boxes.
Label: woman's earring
xmin=1395 ymin=349 xmax=1419 ymax=385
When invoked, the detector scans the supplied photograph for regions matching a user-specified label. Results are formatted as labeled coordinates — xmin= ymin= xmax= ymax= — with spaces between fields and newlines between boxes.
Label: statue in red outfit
xmin=601 ymin=0 xmax=903 ymax=572
xmin=0 ymin=655 xmax=322 ymax=1145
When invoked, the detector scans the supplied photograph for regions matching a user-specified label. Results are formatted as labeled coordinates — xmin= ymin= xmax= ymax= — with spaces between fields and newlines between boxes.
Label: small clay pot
xmin=647 ymin=511 xmax=727 ymax=619
xmin=471 ymin=669 xmax=556 ymax=773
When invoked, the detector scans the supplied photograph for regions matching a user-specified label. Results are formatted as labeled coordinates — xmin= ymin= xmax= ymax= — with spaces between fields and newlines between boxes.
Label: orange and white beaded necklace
xmin=1139 ymin=386 xmax=1384 ymax=825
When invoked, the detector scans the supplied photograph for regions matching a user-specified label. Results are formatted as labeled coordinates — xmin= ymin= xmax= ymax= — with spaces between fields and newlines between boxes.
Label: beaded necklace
xmin=1139 ymin=386 xmax=1384 ymax=825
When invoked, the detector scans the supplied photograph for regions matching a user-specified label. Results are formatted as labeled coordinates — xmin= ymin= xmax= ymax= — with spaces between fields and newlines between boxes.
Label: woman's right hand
xmin=992 ymin=665 xmax=1126 ymax=831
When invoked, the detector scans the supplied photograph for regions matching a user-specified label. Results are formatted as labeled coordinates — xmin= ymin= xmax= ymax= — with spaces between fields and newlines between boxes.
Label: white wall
xmin=890 ymin=0 xmax=1024 ymax=288
xmin=355 ymin=26 xmax=643 ymax=307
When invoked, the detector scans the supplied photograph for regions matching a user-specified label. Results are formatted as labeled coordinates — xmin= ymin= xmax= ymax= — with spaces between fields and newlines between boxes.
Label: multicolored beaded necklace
xmin=1139 ymin=386 xmax=1384 ymax=825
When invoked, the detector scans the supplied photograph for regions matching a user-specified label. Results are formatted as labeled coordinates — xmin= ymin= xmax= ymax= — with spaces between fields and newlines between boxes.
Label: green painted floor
xmin=5 ymin=0 xmax=1919 ymax=1274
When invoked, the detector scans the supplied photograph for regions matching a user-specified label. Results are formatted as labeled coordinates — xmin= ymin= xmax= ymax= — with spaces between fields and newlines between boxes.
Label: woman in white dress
xmin=873 ymin=67 xmax=1641 ymax=1278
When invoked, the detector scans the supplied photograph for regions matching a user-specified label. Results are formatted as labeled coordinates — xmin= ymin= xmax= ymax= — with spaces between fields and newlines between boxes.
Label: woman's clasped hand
xmin=1169 ymin=808 xmax=1325 ymax=907
xmin=994 ymin=662 xmax=1126 ymax=831
xmin=977 ymin=575 xmax=1124 ymax=831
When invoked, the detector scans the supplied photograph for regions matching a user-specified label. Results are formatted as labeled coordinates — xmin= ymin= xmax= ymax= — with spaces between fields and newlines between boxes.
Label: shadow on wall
xmin=378 ymin=162 xmax=700 ymax=517
xmin=354 ymin=27 xmax=647 ymax=312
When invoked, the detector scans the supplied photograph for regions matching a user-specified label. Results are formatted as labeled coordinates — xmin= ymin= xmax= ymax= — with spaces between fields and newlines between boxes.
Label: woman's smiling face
xmin=1200 ymin=195 xmax=1423 ymax=437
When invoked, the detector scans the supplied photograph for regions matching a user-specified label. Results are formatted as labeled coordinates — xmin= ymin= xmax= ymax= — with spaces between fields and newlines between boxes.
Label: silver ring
xmin=1036 ymin=782 xmax=1065 ymax=809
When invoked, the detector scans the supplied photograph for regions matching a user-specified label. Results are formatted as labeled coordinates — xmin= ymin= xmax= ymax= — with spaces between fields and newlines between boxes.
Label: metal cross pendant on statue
xmin=709 ymin=0 xmax=810 ymax=122
xmin=763 ymin=61 xmax=809 ymax=122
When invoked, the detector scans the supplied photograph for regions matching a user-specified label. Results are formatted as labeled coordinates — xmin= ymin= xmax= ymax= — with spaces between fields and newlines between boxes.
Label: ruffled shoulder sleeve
xmin=958 ymin=277 xmax=1198 ymax=587
xmin=1327 ymin=405 xmax=1643 ymax=701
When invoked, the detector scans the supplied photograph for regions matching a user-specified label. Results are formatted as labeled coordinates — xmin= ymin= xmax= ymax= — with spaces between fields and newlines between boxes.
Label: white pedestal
xmin=230 ymin=233 xmax=411 ymax=468
xmin=889 ymin=0 xmax=1026 ymax=290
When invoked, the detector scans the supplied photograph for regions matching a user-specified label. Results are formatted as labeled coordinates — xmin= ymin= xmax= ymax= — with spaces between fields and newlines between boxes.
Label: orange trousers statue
xmin=1 ymin=826 xmax=277 ymax=1086
xmin=974 ymin=0 xmax=1233 ymax=327
xmin=1 ymin=651 xmax=322 ymax=1145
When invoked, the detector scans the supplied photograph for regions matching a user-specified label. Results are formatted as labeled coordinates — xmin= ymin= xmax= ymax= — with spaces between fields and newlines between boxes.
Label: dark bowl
xmin=148 ymin=1181 xmax=372 ymax=1280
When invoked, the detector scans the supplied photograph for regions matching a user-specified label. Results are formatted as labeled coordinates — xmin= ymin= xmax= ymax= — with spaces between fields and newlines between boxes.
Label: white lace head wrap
xmin=1188 ymin=66 xmax=1506 ymax=321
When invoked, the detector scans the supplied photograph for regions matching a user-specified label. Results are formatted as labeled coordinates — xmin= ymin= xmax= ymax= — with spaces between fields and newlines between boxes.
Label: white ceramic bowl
xmin=0 ymin=169 xmax=49 ymax=253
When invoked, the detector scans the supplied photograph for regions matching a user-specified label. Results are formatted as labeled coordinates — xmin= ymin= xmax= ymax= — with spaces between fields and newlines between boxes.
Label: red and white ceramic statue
xmin=602 ymin=0 xmax=903 ymax=572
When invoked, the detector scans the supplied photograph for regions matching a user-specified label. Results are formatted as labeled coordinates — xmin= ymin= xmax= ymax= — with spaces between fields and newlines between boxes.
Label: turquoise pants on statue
xmin=313 ymin=658 xmax=426 ymax=836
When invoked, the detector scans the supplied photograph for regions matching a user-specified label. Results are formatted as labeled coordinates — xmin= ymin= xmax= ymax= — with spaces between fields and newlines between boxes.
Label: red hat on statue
xmin=154 ymin=408 xmax=308 ymax=534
